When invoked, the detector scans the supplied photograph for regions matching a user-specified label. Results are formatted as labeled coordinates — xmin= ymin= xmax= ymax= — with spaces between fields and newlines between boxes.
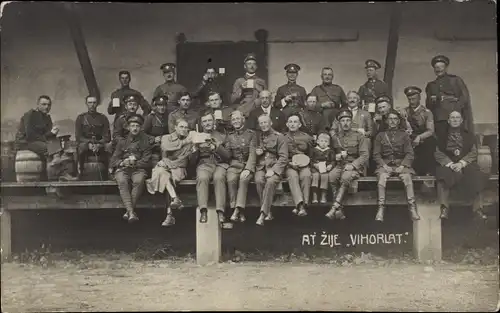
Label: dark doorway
xmin=176 ymin=41 xmax=268 ymax=107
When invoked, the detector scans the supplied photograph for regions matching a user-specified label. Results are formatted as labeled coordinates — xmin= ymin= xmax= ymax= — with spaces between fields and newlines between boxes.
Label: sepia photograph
xmin=0 ymin=1 xmax=498 ymax=311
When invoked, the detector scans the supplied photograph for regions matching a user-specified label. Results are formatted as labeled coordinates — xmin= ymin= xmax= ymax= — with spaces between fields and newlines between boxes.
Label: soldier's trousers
xmin=330 ymin=166 xmax=361 ymax=203
xmin=114 ymin=168 xmax=147 ymax=212
xmin=77 ymin=142 xmax=112 ymax=173
xmin=413 ymin=137 xmax=437 ymax=176
xmin=196 ymin=163 xmax=227 ymax=211
xmin=285 ymin=167 xmax=312 ymax=205
xmin=376 ymin=167 xmax=415 ymax=205
xmin=227 ymin=166 xmax=253 ymax=209
xmin=311 ymin=170 xmax=336 ymax=190
xmin=255 ymin=170 xmax=281 ymax=215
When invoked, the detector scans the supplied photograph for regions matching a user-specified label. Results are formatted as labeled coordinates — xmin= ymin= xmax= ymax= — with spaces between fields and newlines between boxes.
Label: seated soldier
xmin=326 ymin=109 xmax=369 ymax=220
xmin=198 ymin=91 xmax=233 ymax=134
xmin=254 ymin=114 xmax=289 ymax=226
xmin=311 ymin=132 xmax=335 ymax=204
xmin=112 ymin=95 xmax=141 ymax=149
xmin=191 ymin=110 xmax=230 ymax=224
xmin=435 ymin=111 xmax=489 ymax=220
xmin=284 ymin=113 xmax=314 ymax=217
xmin=373 ymin=96 xmax=412 ymax=135
xmin=75 ymin=95 xmax=111 ymax=178
xmin=400 ymin=86 xmax=436 ymax=176
xmin=144 ymin=96 xmax=169 ymax=167
xmin=167 ymin=92 xmax=199 ymax=134
xmin=146 ymin=119 xmax=195 ymax=226
xmin=226 ymin=110 xmax=257 ymax=223
xmin=110 ymin=114 xmax=152 ymax=223
xmin=300 ymin=94 xmax=329 ymax=138
xmin=373 ymin=109 xmax=420 ymax=222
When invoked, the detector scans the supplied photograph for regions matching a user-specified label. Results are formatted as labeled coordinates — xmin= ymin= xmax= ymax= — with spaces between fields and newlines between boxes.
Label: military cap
xmin=126 ymin=113 xmax=144 ymax=125
xmin=124 ymin=95 xmax=139 ymax=103
xmin=244 ymin=53 xmax=257 ymax=63
xmin=160 ymin=63 xmax=176 ymax=72
xmin=365 ymin=59 xmax=381 ymax=69
xmin=337 ymin=109 xmax=353 ymax=120
xmin=404 ymin=86 xmax=422 ymax=97
xmin=284 ymin=63 xmax=301 ymax=73
xmin=375 ymin=95 xmax=392 ymax=105
xmin=152 ymin=95 xmax=168 ymax=106
xmin=431 ymin=55 xmax=450 ymax=67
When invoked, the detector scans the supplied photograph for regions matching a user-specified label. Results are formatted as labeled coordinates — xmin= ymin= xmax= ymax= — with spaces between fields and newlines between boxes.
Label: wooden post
xmin=1 ymin=208 xmax=12 ymax=261
xmin=196 ymin=207 xmax=221 ymax=265
xmin=412 ymin=201 xmax=442 ymax=262
xmin=383 ymin=3 xmax=403 ymax=96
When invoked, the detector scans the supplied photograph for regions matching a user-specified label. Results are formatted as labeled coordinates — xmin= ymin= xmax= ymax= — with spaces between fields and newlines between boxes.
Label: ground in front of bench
xmin=1 ymin=260 xmax=497 ymax=311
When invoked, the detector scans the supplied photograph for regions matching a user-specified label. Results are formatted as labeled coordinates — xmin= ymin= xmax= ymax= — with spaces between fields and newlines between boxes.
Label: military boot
xmin=439 ymin=205 xmax=449 ymax=219
xmin=312 ymin=191 xmax=319 ymax=204
xmin=230 ymin=208 xmax=240 ymax=222
xmin=326 ymin=185 xmax=346 ymax=220
xmin=405 ymin=182 xmax=420 ymax=220
xmin=256 ymin=212 xmax=266 ymax=226
xmin=297 ymin=202 xmax=308 ymax=217
xmin=161 ymin=213 xmax=175 ymax=227
xmin=375 ymin=184 xmax=386 ymax=222
xmin=199 ymin=208 xmax=208 ymax=223
xmin=320 ymin=190 xmax=328 ymax=204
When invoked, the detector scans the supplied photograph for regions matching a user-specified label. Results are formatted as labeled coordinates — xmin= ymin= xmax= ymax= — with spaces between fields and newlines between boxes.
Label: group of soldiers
xmin=14 ymin=53 xmax=489 ymax=227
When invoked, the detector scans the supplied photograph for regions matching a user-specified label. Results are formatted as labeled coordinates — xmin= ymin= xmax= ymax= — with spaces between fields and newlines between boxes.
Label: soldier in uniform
xmin=112 ymin=95 xmax=141 ymax=150
xmin=152 ymin=63 xmax=188 ymax=115
xmin=193 ymin=67 xmax=225 ymax=108
xmin=167 ymin=92 xmax=199 ymax=134
xmin=373 ymin=109 xmax=420 ymax=222
xmin=284 ymin=113 xmax=314 ymax=217
xmin=144 ymin=96 xmax=170 ymax=168
xmin=401 ymin=86 xmax=436 ymax=175
xmin=107 ymin=70 xmax=150 ymax=123
xmin=326 ymin=110 xmax=369 ymax=220
xmin=300 ymin=94 xmax=329 ymax=137
xmin=198 ymin=91 xmax=233 ymax=134
xmin=425 ymin=55 xmax=473 ymax=141
xmin=330 ymin=91 xmax=374 ymax=139
xmin=435 ymin=111 xmax=489 ymax=220
xmin=254 ymin=114 xmax=289 ymax=226
xmin=75 ymin=95 xmax=111 ymax=176
xmin=273 ymin=63 xmax=308 ymax=118
xmin=15 ymin=95 xmax=59 ymax=179
xmin=247 ymin=90 xmax=286 ymax=133
xmin=373 ymin=95 xmax=412 ymax=134
xmin=191 ymin=110 xmax=231 ymax=224
xmin=110 ymin=114 xmax=152 ymax=223
xmin=310 ymin=67 xmax=347 ymax=119
xmin=225 ymin=110 xmax=257 ymax=223
xmin=230 ymin=53 xmax=267 ymax=117
xmin=358 ymin=59 xmax=389 ymax=114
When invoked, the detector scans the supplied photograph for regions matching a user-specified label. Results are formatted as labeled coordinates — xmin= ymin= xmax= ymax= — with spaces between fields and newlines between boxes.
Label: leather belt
xmin=440 ymin=95 xmax=458 ymax=101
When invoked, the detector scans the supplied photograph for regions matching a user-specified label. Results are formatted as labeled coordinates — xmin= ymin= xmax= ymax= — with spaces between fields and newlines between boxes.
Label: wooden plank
xmin=1 ymin=208 xmax=12 ymax=261
xmin=196 ymin=207 xmax=221 ymax=266
xmin=412 ymin=201 xmax=442 ymax=262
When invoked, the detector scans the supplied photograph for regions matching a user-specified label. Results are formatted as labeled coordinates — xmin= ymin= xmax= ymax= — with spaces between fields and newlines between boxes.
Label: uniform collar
xmin=261 ymin=106 xmax=271 ymax=113
xmin=410 ymin=104 xmax=425 ymax=114
xmin=245 ymin=73 xmax=256 ymax=79
xmin=287 ymin=81 xmax=297 ymax=85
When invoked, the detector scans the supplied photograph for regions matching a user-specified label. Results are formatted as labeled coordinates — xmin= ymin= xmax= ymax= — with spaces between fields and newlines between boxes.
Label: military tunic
xmin=254 ymin=130 xmax=289 ymax=215
xmin=299 ymin=108 xmax=329 ymax=136
xmin=15 ymin=109 xmax=57 ymax=158
xmin=191 ymin=130 xmax=230 ymax=212
xmin=358 ymin=78 xmax=389 ymax=112
xmin=75 ymin=111 xmax=111 ymax=170
xmin=404 ymin=105 xmax=436 ymax=175
xmin=226 ymin=128 xmax=257 ymax=209
xmin=285 ymin=131 xmax=314 ymax=206
xmin=167 ymin=108 xmax=199 ymax=134
xmin=331 ymin=130 xmax=370 ymax=186
xmin=230 ymin=74 xmax=267 ymax=117
xmin=107 ymin=87 xmax=150 ymax=122
xmin=310 ymin=83 xmax=348 ymax=115
xmin=273 ymin=82 xmax=307 ymax=112
xmin=425 ymin=73 xmax=473 ymax=139
xmin=152 ymin=82 xmax=188 ymax=115
xmin=330 ymin=108 xmax=374 ymax=138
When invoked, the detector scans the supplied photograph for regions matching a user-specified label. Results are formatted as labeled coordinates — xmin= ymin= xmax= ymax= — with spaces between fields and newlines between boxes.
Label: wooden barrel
xmin=80 ymin=155 xmax=108 ymax=181
xmin=15 ymin=150 xmax=43 ymax=182
xmin=1 ymin=141 xmax=16 ymax=182
xmin=477 ymin=145 xmax=492 ymax=174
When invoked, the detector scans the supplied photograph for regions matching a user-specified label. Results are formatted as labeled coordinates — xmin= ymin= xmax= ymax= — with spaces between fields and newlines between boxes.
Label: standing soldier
xmin=254 ymin=114 xmax=289 ymax=226
xmin=193 ymin=67 xmax=225 ymax=108
xmin=401 ymin=86 xmax=436 ymax=175
xmin=110 ymin=114 xmax=152 ymax=223
xmin=167 ymin=92 xmax=199 ymax=134
xmin=75 ymin=95 xmax=111 ymax=176
xmin=425 ymin=55 xmax=473 ymax=141
xmin=226 ymin=110 xmax=257 ymax=223
xmin=230 ymin=53 xmax=267 ymax=117
xmin=284 ymin=113 xmax=314 ymax=217
xmin=358 ymin=59 xmax=389 ymax=115
xmin=152 ymin=63 xmax=188 ymax=115
xmin=107 ymin=70 xmax=150 ymax=123
xmin=192 ymin=110 xmax=231 ymax=224
xmin=326 ymin=110 xmax=369 ymax=220
xmin=273 ymin=63 xmax=308 ymax=118
xmin=373 ymin=109 xmax=420 ymax=222
xmin=310 ymin=67 xmax=347 ymax=119
xmin=144 ymin=96 xmax=170 ymax=167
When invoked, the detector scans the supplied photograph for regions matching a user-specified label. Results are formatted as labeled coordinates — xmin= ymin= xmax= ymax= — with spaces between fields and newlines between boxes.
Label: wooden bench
xmin=1 ymin=175 xmax=498 ymax=265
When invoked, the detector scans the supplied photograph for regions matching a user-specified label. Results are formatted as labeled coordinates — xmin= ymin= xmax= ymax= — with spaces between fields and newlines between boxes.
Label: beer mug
xmin=246 ymin=79 xmax=255 ymax=89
